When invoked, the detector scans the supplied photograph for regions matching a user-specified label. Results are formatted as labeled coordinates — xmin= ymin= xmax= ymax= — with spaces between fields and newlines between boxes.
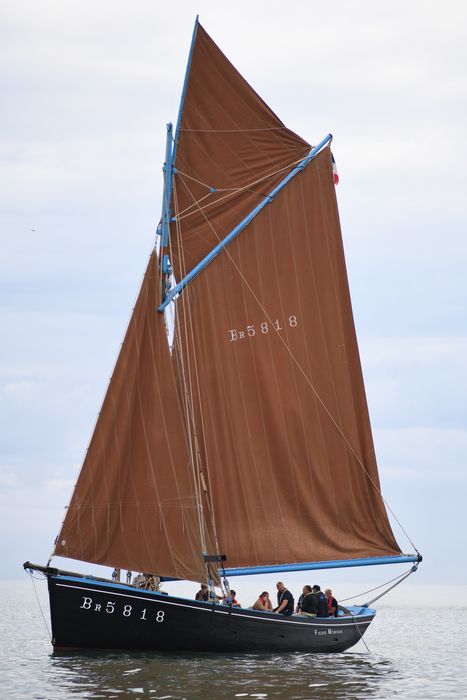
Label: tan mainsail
xmin=54 ymin=254 xmax=215 ymax=582
xmin=174 ymin=146 xmax=400 ymax=569
xmin=54 ymin=22 xmax=401 ymax=582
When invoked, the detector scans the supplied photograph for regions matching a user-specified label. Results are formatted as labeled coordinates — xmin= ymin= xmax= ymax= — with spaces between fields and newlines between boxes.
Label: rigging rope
xmin=170 ymin=179 xmax=223 ymax=575
xmin=171 ymin=164 xmax=419 ymax=556
xmin=362 ymin=564 xmax=419 ymax=608
xmin=175 ymin=154 xmax=306 ymax=221
xmin=351 ymin=615 xmax=372 ymax=654
xmin=169 ymin=185 xmax=207 ymax=558
xmin=27 ymin=570 xmax=52 ymax=641
xmin=339 ymin=565 xmax=418 ymax=603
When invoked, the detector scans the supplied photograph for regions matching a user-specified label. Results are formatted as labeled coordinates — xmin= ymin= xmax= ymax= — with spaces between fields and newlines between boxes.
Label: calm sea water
xmin=1 ymin=580 xmax=466 ymax=699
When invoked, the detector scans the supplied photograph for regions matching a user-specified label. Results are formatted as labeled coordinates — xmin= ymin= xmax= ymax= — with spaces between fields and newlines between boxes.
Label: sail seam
xmin=179 ymin=126 xmax=289 ymax=132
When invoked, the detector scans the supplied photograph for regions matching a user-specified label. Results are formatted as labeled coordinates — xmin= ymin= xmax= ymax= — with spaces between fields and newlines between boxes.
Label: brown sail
xmin=54 ymin=21 xmax=401 ymax=583
xmin=173 ymin=145 xmax=401 ymax=569
xmin=54 ymin=253 xmax=215 ymax=582
xmin=168 ymin=23 xmax=310 ymax=282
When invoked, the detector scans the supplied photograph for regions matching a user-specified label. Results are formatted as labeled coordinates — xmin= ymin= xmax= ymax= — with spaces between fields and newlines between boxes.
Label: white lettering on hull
xmin=79 ymin=596 xmax=165 ymax=623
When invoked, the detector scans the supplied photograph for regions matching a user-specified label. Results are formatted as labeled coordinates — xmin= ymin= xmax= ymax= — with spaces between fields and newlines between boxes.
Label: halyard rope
xmin=170 ymin=179 xmax=223 ymax=574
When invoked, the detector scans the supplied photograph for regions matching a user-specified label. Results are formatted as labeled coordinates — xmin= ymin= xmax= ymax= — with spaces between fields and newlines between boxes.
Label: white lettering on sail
xmin=228 ymin=316 xmax=298 ymax=342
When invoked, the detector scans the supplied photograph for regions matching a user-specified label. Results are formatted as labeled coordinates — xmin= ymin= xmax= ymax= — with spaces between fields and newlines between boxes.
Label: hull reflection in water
xmin=49 ymin=575 xmax=374 ymax=653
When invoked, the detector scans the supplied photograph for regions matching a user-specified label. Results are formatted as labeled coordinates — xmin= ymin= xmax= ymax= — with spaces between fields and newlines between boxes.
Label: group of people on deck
xmin=195 ymin=581 xmax=338 ymax=617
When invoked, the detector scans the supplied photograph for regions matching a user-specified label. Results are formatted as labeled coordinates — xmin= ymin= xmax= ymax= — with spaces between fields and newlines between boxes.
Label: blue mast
xmin=173 ymin=15 xmax=199 ymax=166
xmin=160 ymin=122 xmax=174 ymax=294
xmin=159 ymin=16 xmax=199 ymax=304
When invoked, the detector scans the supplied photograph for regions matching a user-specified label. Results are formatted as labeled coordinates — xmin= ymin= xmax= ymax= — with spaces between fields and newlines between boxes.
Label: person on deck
xmin=274 ymin=581 xmax=294 ymax=616
xmin=312 ymin=584 xmax=328 ymax=617
xmin=296 ymin=585 xmax=318 ymax=617
xmin=195 ymin=584 xmax=209 ymax=602
xmin=252 ymin=591 xmax=273 ymax=612
xmin=325 ymin=588 xmax=338 ymax=617
xmin=223 ymin=589 xmax=241 ymax=607
xmin=296 ymin=585 xmax=312 ymax=613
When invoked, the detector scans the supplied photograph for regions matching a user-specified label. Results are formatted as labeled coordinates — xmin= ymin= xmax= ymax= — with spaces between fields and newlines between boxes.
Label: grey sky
xmin=1 ymin=1 xmax=466 ymax=591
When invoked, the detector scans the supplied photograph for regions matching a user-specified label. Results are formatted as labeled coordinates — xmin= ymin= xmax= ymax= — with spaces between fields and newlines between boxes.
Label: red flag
xmin=331 ymin=152 xmax=339 ymax=185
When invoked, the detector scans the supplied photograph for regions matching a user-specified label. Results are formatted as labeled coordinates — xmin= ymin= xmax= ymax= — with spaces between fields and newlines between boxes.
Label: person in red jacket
xmin=325 ymin=588 xmax=338 ymax=617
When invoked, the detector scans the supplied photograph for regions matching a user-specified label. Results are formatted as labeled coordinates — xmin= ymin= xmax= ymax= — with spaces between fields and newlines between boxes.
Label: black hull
xmin=47 ymin=574 xmax=375 ymax=653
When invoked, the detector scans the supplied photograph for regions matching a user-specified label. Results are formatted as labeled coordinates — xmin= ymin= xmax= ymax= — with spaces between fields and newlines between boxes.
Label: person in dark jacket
xmin=312 ymin=584 xmax=328 ymax=617
xmin=274 ymin=581 xmax=294 ymax=616
xmin=297 ymin=586 xmax=318 ymax=617
xmin=296 ymin=585 xmax=312 ymax=613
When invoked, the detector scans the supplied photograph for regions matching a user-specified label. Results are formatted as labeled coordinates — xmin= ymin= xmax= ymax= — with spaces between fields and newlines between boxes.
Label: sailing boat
xmin=24 ymin=19 xmax=421 ymax=653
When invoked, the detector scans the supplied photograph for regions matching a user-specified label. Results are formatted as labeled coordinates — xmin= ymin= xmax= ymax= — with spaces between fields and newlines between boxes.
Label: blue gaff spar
xmin=24 ymin=18 xmax=421 ymax=653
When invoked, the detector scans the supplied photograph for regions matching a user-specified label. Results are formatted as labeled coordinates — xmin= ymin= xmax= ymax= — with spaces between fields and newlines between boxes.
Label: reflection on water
xmin=50 ymin=649 xmax=395 ymax=699
xmin=1 ymin=582 xmax=466 ymax=700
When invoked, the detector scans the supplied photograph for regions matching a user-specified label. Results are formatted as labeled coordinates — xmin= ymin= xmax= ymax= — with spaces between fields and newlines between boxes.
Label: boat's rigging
xmin=362 ymin=563 xmax=419 ymax=608
xmin=174 ymin=173 xmax=291 ymax=542
xmin=339 ymin=563 xmax=420 ymax=605
xmin=167 ymin=151 xmax=419 ymax=557
xmin=174 ymin=153 xmax=309 ymax=221
xmin=27 ymin=570 xmax=52 ymax=641
xmin=168 ymin=201 xmax=207 ymax=561
xmin=158 ymin=135 xmax=333 ymax=312
xmin=170 ymin=177 xmax=225 ymax=583
xmin=350 ymin=616 xmax=372 ymax=654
